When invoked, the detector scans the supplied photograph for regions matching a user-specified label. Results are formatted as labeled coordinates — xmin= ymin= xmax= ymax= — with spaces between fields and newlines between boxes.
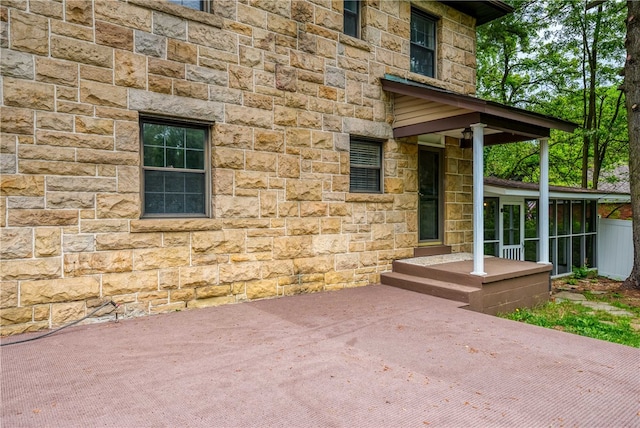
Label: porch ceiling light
xmin=460 ymin=127 xmax=473 ymax=148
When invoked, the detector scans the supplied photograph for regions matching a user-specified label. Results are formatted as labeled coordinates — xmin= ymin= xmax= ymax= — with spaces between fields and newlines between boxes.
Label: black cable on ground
xmin=0 ymin=301 xmax=118 ymax=347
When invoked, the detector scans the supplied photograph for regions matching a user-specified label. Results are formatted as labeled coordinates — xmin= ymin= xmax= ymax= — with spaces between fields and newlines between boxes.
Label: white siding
xmin=597 ymin=218 xmax=633 ymax=280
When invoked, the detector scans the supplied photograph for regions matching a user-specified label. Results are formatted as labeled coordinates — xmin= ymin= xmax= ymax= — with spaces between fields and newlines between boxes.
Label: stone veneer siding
xmin=0 ymin=0 xmax=475 ymax=335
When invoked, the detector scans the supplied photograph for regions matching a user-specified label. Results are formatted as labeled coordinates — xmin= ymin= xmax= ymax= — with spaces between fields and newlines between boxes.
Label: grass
xmin=501 ymin=300 xmax=640 ymax=348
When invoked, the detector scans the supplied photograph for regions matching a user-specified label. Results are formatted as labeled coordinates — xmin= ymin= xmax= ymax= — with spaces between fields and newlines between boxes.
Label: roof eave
xmin=440 ymin=1 xmax=514 ymax=25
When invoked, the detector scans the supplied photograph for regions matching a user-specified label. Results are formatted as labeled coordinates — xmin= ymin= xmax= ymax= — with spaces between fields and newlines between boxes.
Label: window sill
xmin=339 ymin=34 xmax=371 ymax=52
xmin=130 ymin=0 xmax=223 ymax=28
xmin=345 ymin=193 xmax=394 ymax=203
xmin=406 ymin=72 xmax=464 ymax=94
xmin=131 ymin=218 xmax=223 ymax=233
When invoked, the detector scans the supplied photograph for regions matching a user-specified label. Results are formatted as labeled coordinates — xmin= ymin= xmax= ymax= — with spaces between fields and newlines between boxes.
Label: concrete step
xmin=380 ymin=271 xmax=481 ymax=305
xmin=391 ymin=260 xmax=484 ymax=287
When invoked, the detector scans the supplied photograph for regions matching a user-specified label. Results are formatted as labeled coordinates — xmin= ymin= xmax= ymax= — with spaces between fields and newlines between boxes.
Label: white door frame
xmin=499 ymin=199 xmax=525 ymax=261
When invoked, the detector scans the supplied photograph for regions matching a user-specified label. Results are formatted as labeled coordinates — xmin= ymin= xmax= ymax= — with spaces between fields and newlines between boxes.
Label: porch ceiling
xmin=381 ymin=77 xmax=578 ymax=145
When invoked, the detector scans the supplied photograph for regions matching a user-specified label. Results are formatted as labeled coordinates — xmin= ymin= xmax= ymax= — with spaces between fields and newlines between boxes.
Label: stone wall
xmin=0 ymin=0 xmax=476 ymax=335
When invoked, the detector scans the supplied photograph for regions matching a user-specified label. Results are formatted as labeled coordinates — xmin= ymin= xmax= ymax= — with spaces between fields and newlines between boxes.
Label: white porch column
xmin=538 ymin=137 xmax=550 ymax=264
xmin=471 ymin=123 xmax=487 ymax=276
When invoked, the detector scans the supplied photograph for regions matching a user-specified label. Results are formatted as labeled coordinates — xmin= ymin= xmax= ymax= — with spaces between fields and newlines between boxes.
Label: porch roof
xmin=380 ymin=76 xmax=578 ymax=144
xmin=484 ymin=177 xmax=630 ymax=202
xmin=442 ymin=1 xmax=513 ymax=25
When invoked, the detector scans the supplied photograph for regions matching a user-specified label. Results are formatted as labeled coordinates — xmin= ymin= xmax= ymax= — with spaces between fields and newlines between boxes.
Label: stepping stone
xmin=554 ymin=291 xmax=587 ymax=302
xmin=581 ymin=301 xmax=633 ymax=317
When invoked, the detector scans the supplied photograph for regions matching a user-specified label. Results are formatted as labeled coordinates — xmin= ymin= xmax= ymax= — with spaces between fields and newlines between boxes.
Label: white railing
xmin=502 ymin=246 xmax=523 ymax=261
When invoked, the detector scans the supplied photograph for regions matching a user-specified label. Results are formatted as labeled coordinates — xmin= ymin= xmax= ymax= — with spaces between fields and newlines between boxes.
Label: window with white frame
xmin=141 ymin=118 xmax=209 ymax=217
xmin=344 ymin=0 xmax=360 ymax=38
xmin=350 ymin=138 xmax=383 ymax=193
xmin=410 ymin=8 xmax=437 ymax=78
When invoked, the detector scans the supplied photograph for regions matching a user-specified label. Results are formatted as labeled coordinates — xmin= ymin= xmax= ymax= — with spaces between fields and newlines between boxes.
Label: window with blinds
xmin=350 ymin=139 xmax=382 ymax=193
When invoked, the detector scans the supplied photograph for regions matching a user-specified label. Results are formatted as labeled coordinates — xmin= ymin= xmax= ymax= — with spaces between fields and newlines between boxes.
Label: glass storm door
xmin=501 ymin=202 xmax=524 ymax=260
xmin=418 ymin=148 xmax=442 ymax=242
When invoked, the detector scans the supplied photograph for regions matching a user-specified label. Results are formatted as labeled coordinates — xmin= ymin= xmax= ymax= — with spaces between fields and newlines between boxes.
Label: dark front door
xmin=418 ymin=147 xmax=442 ymax=242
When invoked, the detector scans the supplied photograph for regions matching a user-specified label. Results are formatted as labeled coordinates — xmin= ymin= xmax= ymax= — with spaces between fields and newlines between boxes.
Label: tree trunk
xmin=623 ymin=0 xmax=640 ymax=290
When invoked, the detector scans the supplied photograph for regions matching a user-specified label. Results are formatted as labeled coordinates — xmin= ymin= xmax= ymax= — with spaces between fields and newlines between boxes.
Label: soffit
xmin=441 ymin=1 xmax=513 ymax=26
xmin=382 ymin=76 xmax=578 ymax=145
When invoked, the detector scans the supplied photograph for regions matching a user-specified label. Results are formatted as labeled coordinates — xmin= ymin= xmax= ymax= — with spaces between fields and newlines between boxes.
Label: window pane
xmin=572 ymin=201 xmax=584 ymax=234
xmin=410 ymin=45 xmax=434 ymax=77
xmin=524 ymin=240 xmax=539 ymax=262
xmin=344 ymin=0 xmax=359 ymax=38
xmin=350 ymin=140 xmax=382 ymax=192
xmin=165 ymin=171 xmax=186 ymax=192
xmin=144 ymin=170 xmax=206 ymax=215
xmin=484 ymin=242 xmax=498 ymax=256
xmin=550 ymin=238 xmax=556 ymax=275
xmin=585 ymin=235 xmax=595 ymax=268
xmin=165 ymin=127 xmax=184 ymax=148
xmin=525 ymin=199 xmax=538 ymax=238
xmin=549 ymin=200 xmax=556 ymax=236
xmin=483 ymin=198 xmax=498 ymax=241
xmin=344 ymin=14 xmax=358 ymax=38
xmin=557 ymin=200 xmax=570 ymax=235
xmin=419 ymin=199 xmax=438 ymax=240
xmin=166 ymin=148 xmax=185 ymax=168
xmin=145 ymin=192 xmax=164 ymax=214
xmin=351 ymin=141 xmax=381 ymax=167
xmin=186 ymin=150 xmax=204 ymax=170
xmin=572 ymin=236 xmax=583 ymax=268
xmin=502 ymin=205 xmax=520 ymax=246
xmin=419 ymin=148 xmax=438 ymax=197
xmin=585 ymin=200 xmax=596 ymax=232
xmin=168 ymin=0 xmax=203 ymax=11
xmin=186 ymin=193 xmax=205 ymax=214
xmin=165 ymin=193 xmax=184 ymax=213
xmin=144 ymin=145 xmax=165 ymax=167
xmin=344 ymin=0 xmax=358 ymax=13
xmin=185 ymin=172 xmax=205 ymax=193
xmin=557 ymin=237 xmax=570 ymax=274
xmin=350 ymin=167 xmax=380 ymax=192
xmin=186 ymin=128 xmax=205 ymax=149
xmin=145 ymin=170 xmax=165 ymax=192
xmin=410 ymin=9 xmax=436 ymax=77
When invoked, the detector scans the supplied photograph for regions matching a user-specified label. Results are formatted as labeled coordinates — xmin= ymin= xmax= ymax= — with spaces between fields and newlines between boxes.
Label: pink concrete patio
xmin=2 ymin=285 xmax=639 ymax=427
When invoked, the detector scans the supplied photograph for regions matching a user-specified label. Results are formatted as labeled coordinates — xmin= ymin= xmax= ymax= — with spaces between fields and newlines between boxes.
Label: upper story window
xmin=343 ymin=0 xmax=360 ymax=38
xmin=141 ymin=118 xmax=210 ymax=217
xmin=350 ymin=138 xmax=383 ymax=193
xmin=168 ymin=0 xmax=211 ymax=12
xmin=410 ymin=8 xmax=437 ymax=78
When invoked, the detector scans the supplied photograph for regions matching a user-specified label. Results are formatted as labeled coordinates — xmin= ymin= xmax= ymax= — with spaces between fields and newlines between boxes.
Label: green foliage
xmin=572 ymin=265 xmax=590 ymax=279
xmin=478 ymin=0 xmax=629 ymax=188
xmin=502 ymin=301 xmax=640 ymax=347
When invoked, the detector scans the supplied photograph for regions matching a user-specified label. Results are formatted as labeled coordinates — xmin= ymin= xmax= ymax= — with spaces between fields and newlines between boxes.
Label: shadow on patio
xmin=2 ymin=285 xmax=638 ymax=427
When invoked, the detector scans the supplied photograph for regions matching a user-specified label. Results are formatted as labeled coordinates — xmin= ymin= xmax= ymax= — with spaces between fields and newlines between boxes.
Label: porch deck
xmin=381 ymin=252 xmax=552 ymax=315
